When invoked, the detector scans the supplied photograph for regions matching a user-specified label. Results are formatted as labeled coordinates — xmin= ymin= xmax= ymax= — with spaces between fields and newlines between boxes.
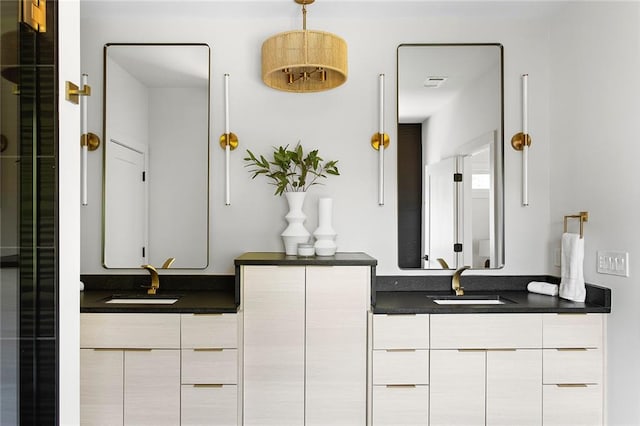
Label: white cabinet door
xmin=242 ymin=266 xmax=305 ymax=425
xmin=181 ymin=385 xmax=238 ymax=426
xmin=486 ymin=349 xmax=542 ymax=426
xmin=80 ymin=349 xmax=124 ymax=426
xmin=543 ymin=384 xmax=603 ymax=426
xmin=373 ymin=385 xmax=429 ymax=426
xmin=430 ymin=349 xmax=485 ymax=426
xmin=305 ymin=266 xmax=368 ymax=426
xmin=373 ymin=314 xmax=429 ymax=349
xmin=123 ymin=350 xmax=180 ymax=426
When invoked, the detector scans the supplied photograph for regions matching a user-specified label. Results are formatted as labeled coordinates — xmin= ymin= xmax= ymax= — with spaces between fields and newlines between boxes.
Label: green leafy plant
xmin=244 ymin=142 xmax=340 ymax=196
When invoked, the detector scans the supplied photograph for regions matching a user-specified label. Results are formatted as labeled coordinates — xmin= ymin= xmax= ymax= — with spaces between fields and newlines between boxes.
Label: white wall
xmin=549 ymin=3 xmax=640 ymax=425
xmin=59 ymin=0 xmax=81 ymax=424
xmin=80 ymin=1 xmax=552 ymax=277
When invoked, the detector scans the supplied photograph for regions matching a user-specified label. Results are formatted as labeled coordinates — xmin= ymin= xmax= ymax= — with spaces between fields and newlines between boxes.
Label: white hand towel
xmin=559 ymin=232 xmax=586 ymax=302
xmin=527 ymin=281 xmax=559 ymax=296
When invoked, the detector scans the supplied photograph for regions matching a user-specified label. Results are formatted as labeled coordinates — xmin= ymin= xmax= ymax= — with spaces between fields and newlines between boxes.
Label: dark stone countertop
xmin=80 ymin=290 xmax=237 ymax=314
xmin=234 ymin=251 xmax=377 ymax=266
xmin=372 ymin=275 xmax=611 ymax=314
xmin=373 ymin=290 xmax=611 ymax=314
xmin=80 ymin=274 xmax=237 ymax=314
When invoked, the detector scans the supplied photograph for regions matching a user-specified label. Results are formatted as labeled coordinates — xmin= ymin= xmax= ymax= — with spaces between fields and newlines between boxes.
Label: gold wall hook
xmin=511 ymin=131 xmax=532 ymax=151
xmin=65 ymin=81 xmax=92 ymax=104
xmin=81 ymin=132 xmax=101 ymax=151
xmin=371 ymin=132 xmax=390 ymax=150
xmin=219 ymin=132 xmax=239 ymax=150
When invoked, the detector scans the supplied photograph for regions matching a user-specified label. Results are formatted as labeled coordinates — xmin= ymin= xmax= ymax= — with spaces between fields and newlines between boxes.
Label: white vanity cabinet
xmin=429 ymin=314 xmax=543 ymax=426
xmin=372 ymin=314 xmax=430 ymax=426
xmin=241 ymin=264 xmax=370 ymax=426
xmin=81 ymin=312 xmax=240 ymax=426
xmin=80 ymin=313 xmax=181 ymax=426
xmin=371 ymin=311 xmax=606 ymax=426
xmin=181 ymin=313 xmax=239 ymax=426
xmin=542 ymin=314 xmax=604 ymax=426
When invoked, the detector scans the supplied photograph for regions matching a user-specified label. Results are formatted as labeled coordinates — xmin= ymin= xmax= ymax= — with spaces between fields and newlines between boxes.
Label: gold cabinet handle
xmin=385 ymin=384 xmax=417 ymax=388
xmin=556 ymin=384 xmax=590 ymax=388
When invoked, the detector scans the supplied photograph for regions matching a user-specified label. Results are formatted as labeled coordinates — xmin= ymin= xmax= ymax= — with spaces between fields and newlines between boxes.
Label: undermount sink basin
xmin=428 ymin=295 xmax=513 ymax=305
xmin=104 ymin=295 xmax=180 ymax=305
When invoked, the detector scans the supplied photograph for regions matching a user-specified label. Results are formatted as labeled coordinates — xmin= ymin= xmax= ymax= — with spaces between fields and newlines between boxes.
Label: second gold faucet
xmin=142 ymin=257 xmax=175 ymax=295
xmin=452 ymin=266 xmax=471 ymax=296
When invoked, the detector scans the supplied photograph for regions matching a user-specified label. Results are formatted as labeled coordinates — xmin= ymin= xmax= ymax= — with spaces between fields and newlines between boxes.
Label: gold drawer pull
xmin=386 ymin=349 xmax=416 ymax=352
xmin=556 ymin=384 xmax=589 ymax=388
xmin=194 ymin=348 xmax=224 ymax=352
xmin=193 ymin=384 xmax=224 ymax=388
xmin=385 ymin=384 xmax=417 ymax=388
xmin=458 ymin=349 xmax=486 ymax=352
xmin=488 ymin=348 xmax=517 ymax=352
xmin=556 ymin=348 xmax=588 ymax=351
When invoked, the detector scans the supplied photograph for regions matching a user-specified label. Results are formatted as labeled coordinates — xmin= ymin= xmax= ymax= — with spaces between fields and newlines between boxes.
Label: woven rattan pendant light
xmin=262 ymin=0 xmax=348 ymax=93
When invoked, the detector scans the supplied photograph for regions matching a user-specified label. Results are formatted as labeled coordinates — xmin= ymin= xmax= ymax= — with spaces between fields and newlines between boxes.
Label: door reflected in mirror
xmin=397 ymin=44 xmax=504 ymax=270
xmin=103 ymin=43 xmax=210 ymax=269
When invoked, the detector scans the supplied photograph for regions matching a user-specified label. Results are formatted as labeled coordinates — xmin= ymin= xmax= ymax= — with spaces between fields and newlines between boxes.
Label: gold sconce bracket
xmin=219 ymin=133 xmax=239 ymax=150
xmin=81 ymin=132 xmax=101 ymax=151
xmin=65 ymin=80 xmax=92 ymax=104
xmin=22 ymin=0 xmax=46 ymax=33
xmin=511 ymin=132 xmax=532 ymax=151
xmin=371 ymin=133 xmax=390 ymax=151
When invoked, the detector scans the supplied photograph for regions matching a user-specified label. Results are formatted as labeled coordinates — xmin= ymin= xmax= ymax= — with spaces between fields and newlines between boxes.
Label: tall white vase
xmin=281 ymin=191 xmax=311 ymax=255
xmin=313 ymin=197 xmax=337 ymax=256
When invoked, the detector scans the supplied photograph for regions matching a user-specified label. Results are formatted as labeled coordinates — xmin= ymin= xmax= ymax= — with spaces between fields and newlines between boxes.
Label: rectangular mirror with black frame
xmin=397 ymin=43 xmax=504 ymax=270
xmin=102 ymin=43 xmax=210 ymax=269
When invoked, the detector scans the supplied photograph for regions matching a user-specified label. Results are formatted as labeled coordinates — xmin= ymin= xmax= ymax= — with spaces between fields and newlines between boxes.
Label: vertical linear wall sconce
xmin=67 ymin=74 xmax=100 ymax=205
xmin=371 ymin=74 xmax=389 ymax=205
xmin=219 ymin=74 xmax=238 ymax=205
xmin=511 ymin=73 xmax=531 ymax=206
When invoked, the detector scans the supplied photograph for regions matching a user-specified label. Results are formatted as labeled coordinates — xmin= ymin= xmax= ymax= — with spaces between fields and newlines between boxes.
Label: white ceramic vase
xmin=281 ymin=191 xmax=311 ymax=255
xmin=313 ymin=197 xmax=337 ymax=256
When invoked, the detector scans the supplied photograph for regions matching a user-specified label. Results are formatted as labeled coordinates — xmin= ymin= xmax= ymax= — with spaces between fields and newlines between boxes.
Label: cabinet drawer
xmin=182 ymin=349 xmax=238 ymax=385
xmin=543 ymin=314 xmax=603 ymax=348
xmin=373 ymin=350 xmax=429 ymax=385
xmin=373 ymin=314 xmax=429 ymax=349
xmin=181 ymin=384 xmax=237 ymax=426
xmin=181 ymin=313 xmax=238 ymax=349
xmin=543 ymin=348 xmax=602 ymax=384
xmin=430 ymin=314 xmax=541 ymax=349
xmin=81 ymin=313 xmax=180 ymax=349
xmin=543 ymin=384 xmax=603 ymax=426
xmin=373 ymin=385 xmax=428 ymax=426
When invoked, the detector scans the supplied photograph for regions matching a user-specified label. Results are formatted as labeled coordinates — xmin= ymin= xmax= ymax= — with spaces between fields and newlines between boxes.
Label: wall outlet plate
xmin=597 ymin=250 xmax=629 ymax=277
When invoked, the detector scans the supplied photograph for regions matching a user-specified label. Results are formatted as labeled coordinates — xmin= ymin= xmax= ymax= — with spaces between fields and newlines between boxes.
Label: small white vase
xmin=281 ymin=191 xmax=311 ymax=255
xmin=313 ymin=197 xmax=337 ymax=256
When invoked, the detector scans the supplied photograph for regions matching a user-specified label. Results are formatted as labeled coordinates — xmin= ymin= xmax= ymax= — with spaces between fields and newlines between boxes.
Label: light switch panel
xmin=597 ymin=250 xmax=629 ymax=277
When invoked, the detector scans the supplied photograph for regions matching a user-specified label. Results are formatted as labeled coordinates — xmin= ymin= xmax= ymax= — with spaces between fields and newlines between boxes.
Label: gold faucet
xmin=141 ymin=257 xmax=175 ymax=295
xmin=452 ymin=265 xmax=471 ymax=296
